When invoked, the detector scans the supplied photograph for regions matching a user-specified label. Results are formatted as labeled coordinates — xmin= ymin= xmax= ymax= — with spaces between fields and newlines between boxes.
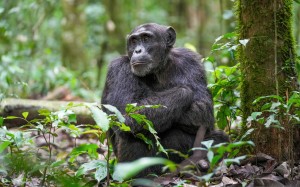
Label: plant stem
xmin=106 ymin=134 xmax=110 ymax=186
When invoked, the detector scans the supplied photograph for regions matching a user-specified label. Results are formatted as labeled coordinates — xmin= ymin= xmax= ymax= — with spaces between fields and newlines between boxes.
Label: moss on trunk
xmin=236 ymin=0 xmax=298 ymax=161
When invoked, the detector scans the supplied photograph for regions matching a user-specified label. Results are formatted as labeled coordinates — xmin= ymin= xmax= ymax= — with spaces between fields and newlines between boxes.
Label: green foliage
xmin=248 ymin=91 xmax=300 ymax=129
xmin=0 ymin=107 xmax=101 ymax=186
xmin=204 ymin=32 xmax=248 ymax=139
xmin=125 ymin=103 xmax=168 ymax=155
xmin=0 ymin=102 xmax=174 ymax=186
xmin=191 ymin=140 xmax=254 ymax=182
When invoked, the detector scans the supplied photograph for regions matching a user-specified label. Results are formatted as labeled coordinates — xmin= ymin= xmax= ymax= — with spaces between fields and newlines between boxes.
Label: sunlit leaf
xmin=224 ymin=155 xmax=246 ymax=165
xmin=201 ymin=140 xmax=214 ymax=149
xmin=112 ymin=157 xmax=175 ymax=182
xmin=95 ymin=165 xmax=107 ymax=182
xmin=239 ymin=128 xmax=254 ymax=141
xmin=239 ymin=39 xmax=250 ymax=46
xmin=0 ymin=117 xmax=3 ymax=126
xmin=51 ymin=160 xmax=65 ymax=168
xmin=125 ymin=103 xmax=137 ymax=113
xmin=76 ymin=160 xmax=107 ymax=179
xmin=270 ymin=102 xmax=281 ymax=110
xmin=103 ymin=104 xmax=125 ymax=123
xmin=199 ymin=173 xmax=214 ymax=182
xmin=22 ymin=112 xmax=29 ymax=119
xmin=248 ymin=112 xmax=262 ymax=121
xmin=207 ymin=150 xmax=214 ymax=163
xmin=87 ymin=104 xmax=109 ymax=132
xmin=6 ymin=116 xmax=18 ymax=119
xmin=0 ymin=141 xmax=11 ymax=153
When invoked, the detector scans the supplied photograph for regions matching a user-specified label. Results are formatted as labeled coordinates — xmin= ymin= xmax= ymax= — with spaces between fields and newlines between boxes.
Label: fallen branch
xmin=0 ymin=98 xmax=95 ymax=127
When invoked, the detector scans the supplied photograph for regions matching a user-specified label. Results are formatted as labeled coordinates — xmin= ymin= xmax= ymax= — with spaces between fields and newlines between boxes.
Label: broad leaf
xmin=95 ymin=165 xmax=107 ymax=182
xmin=207 ymin=150 xmax=214 ymax=163
xmin=103 ymin=104 xmax=125 ymax=123
xmin=22 ymin=112 xmax=29 ymax=119
xmin=112 ymin=157 xmax=175 ymax=182
xmin=87 ymin=104 xmax=109 ymax=132
xmin=239 ymin=39 xmax=250 ymax=46
xmin=0 ymin=141 xmax=11 ymax=153
xmin=199 ymin=173 xmax=214 ymax=182
xmin=201 ymin=140 xmax=214 ymax=149
xmin=224 ymin=155 xmax=246 ymax=165
xmin=76 ymin=160 xmax=107 ymax=181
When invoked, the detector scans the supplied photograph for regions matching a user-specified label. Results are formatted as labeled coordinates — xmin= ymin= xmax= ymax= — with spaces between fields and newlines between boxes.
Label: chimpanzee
xmin=101 ymin=23 xmax=229 ymax=176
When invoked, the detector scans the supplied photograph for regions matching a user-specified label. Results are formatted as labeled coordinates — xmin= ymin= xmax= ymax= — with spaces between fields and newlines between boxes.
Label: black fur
xmin=101 ymin=23 xmax=227 ymax=176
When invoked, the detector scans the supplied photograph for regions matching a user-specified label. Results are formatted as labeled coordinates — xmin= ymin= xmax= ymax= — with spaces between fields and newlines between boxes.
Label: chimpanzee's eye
xmin=142 ymin=34 xmax=151 ymax=43
xmin=131 ymin=38 xmax=137 ymax=45
xmin=143 ymin=36 xmax=149 ymax=42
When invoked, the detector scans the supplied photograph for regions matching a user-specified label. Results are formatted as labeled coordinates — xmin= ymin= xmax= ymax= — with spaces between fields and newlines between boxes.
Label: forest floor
xmin=32 ymin=129 xmax=300 ymax=187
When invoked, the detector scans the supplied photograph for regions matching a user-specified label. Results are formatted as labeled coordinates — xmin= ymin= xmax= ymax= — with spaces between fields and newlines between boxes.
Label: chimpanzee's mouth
xmin=131 ymin=61 xmax=148 ymax=66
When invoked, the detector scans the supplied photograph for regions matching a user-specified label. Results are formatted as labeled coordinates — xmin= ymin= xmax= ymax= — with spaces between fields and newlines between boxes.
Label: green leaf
xmin=264 ymin=114 xmax=280 ymax=128
xmin=207 ymin=150 xmax=214 ymax=163
xmin=88 ymin=104 xmax=109 ymax=132
xmin=136 ymin=133 xmax=153 ymax=148
xmin=201 ymin=140 xmax=214 ymax=149
xmin=51 ymin=160 xmax=65 ymax=168
xmin=115 ymin=122 xmax=131 ymax=132
xmin=76 ymin=160 xmax=107 ymax=178
xmin=125 ymin=103 xmax=137 ymax=113
xmin=38 ymin=109 xmax=51 ymax=116
xmin=68 ymin=113 xmax=77 ymax=123
xmin=223 ymin=32 xmax=236 ymax=39
xmin=270 ymin=102 xmax=281 ymax=110
xmin=0 ymin=117 xmax=3 ymax=126
xmin=95 ymin=165 xmax=107 ymax=182
xmin=103 ymin=104 xmax=125 ymax=123
xmin=248 ymin=112 xmax=262 ymax=121
xmin=22 ymin=112 xmax=29 ymax=119
xmin=0 ymin=141 xmax=11 ymax=153
xmin=6 ymin=116 xmax=18 ymax=119
xmin=129 ymin=113 xmax=146 ymax=125
xmin=239 ymin=39 xmax=249 ymax=46
xmin=214 ymin=35 xmax=223 ymax=43
xmin=224 ymin=155 xmax=246 ymax=165
xmin=239 ymin=129 xmax=254 ymax=141
xmin=199 ymin=173 xmax=214 ymax=182
xmin=112 ymin=157 xmax=175 ymax=182
xmin=253 ymin=95 xmax=283 ymax=104
xmin=69 ymin=143 xmax=99 ymax=162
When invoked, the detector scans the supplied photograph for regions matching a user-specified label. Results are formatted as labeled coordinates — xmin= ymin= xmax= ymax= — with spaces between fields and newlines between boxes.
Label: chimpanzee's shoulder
xmin=170 ymin=47 xmax=203 ymax=67
xmin=109 ymin=56 xmax=130 ymax=69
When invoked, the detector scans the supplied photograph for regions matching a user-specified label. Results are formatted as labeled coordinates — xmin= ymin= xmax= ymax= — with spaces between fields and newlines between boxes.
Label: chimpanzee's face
xmin=127 ymin=23 xmax=176 ymax=77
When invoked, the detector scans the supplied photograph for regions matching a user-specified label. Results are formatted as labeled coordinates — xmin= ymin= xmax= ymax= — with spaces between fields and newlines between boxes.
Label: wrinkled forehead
xmin=134 ymin=27 xmax=146 ymax=34
xmin=130 ymin=24 xmax=166 ymax=36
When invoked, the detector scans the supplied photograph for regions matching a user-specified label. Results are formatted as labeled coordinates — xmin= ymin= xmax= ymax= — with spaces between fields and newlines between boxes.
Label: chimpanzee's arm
xmin=101 ymin=57 xmax=194 ymax=134
xmin=128 ymin=86 xmax=194 ymax=133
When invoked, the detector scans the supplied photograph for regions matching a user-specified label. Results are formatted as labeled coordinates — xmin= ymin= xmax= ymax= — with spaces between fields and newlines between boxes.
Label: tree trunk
xmin=236 ymin=0 xmax=299 ymax=161
xmin=61 ymin=0 xmax=88 ymax=72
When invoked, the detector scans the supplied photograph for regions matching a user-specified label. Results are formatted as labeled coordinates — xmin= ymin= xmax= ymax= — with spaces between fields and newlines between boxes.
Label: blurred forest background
xmin=0 ymin=0 xmax=299 ymax=101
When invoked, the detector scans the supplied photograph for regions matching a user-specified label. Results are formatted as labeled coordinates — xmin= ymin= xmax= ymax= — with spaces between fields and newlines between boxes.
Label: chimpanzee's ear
xmin=166 ymin=26 xmax=176 ymax=47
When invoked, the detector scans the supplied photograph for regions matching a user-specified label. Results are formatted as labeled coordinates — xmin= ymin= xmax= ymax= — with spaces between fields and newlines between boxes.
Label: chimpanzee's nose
xmin=135 ymin=47 xmax=142 ymax=54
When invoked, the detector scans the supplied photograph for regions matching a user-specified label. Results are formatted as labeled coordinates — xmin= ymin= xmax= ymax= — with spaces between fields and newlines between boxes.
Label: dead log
xmin=0 ymin=98 xmax=95 ymax=127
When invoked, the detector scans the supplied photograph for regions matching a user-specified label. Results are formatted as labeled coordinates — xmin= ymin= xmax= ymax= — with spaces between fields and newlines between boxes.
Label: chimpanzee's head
xmin=127 ymin=23 xmax=176 ymax=77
